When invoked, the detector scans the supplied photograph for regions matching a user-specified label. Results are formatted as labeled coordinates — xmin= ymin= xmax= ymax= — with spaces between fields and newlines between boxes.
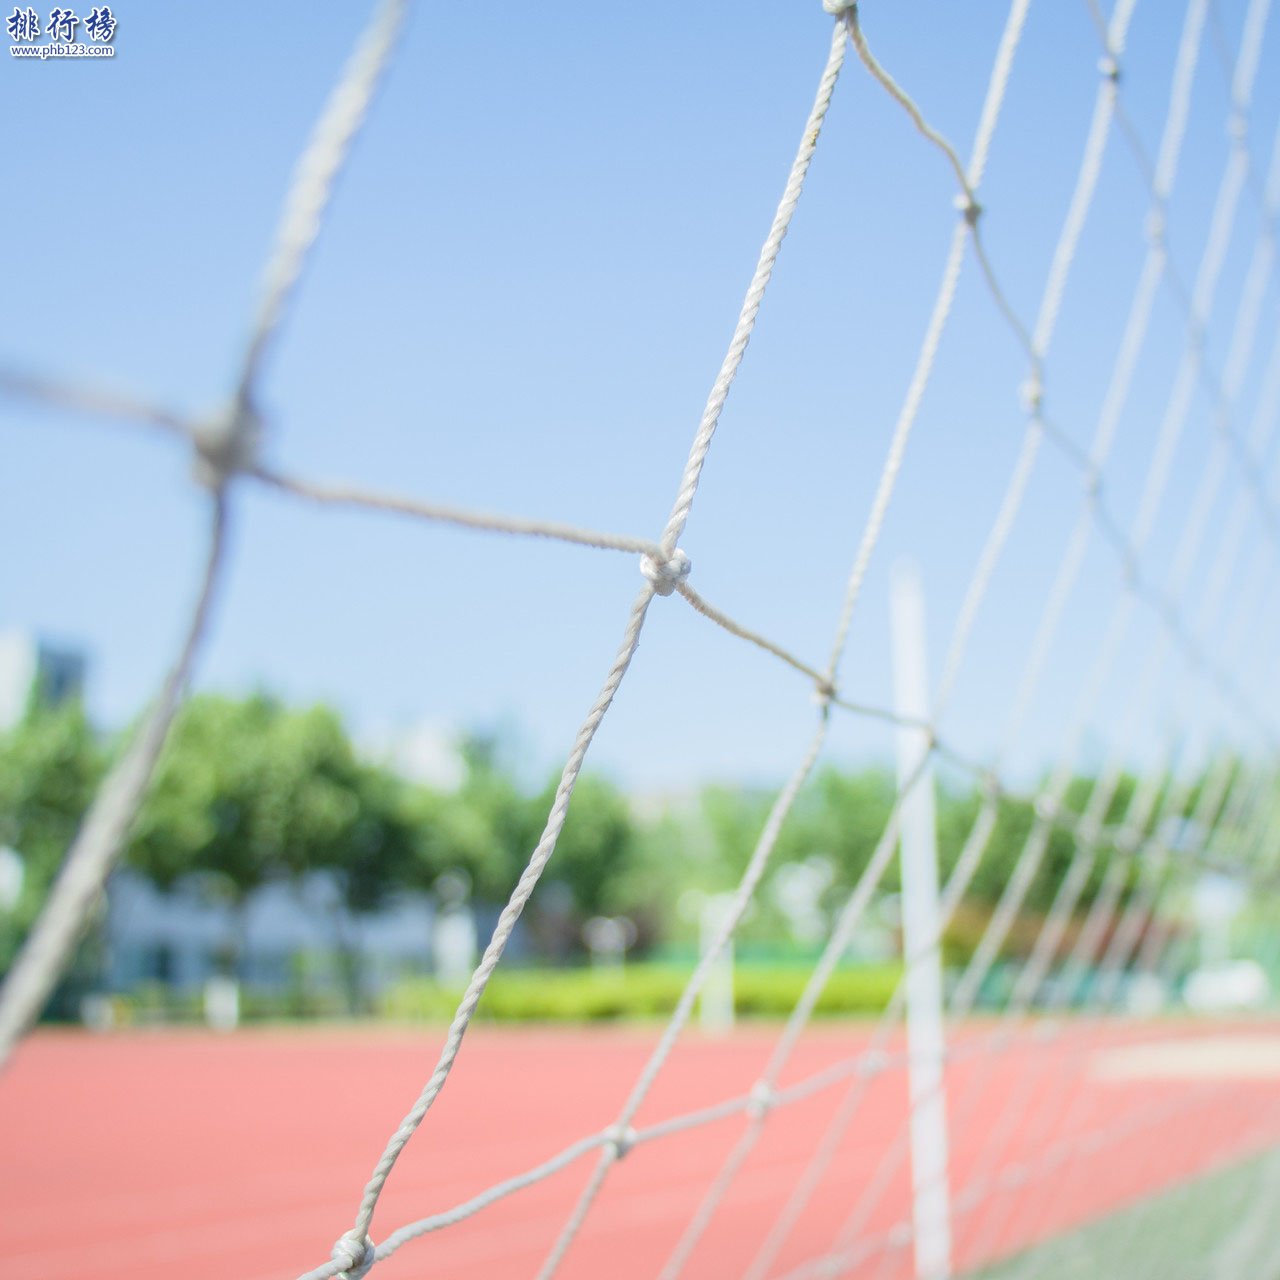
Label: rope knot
xmin=1019 ymin=377 xmax=1044 ymax=415
xmin=1097 ymin=55 xmax=1121 ymax=82
xmin=747 ymin=1081 xmax=776 ymax=1119
xmin=605 ymin=1124 xmax=638 ymax=1160
xmin=822 ymin=0 xmax=857 ymax=12
xmin=330 ymin=1232 xmax=376 ymax=1279
xmin=1115 ymin=826 xmax=1140 ymax=855
xmin=1076 ymin=819 xmax=1101 ymax=848
xmin=859 ymin=1048 xmax=891 ymax=1077
xmin=953 ymin=192 xmax=982 ymax=226
xmin=193 ymin=395 xmax=261 ymax=489
xmin=640 ymin=548 xmax=692 ymax=596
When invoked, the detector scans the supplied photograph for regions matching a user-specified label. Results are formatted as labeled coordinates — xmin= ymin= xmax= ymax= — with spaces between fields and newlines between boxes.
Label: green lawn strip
xmin=381 ymin=962 xmax=902 ymax=1022
xmin=969 ymin=1143 xmax=1280 ymax=1280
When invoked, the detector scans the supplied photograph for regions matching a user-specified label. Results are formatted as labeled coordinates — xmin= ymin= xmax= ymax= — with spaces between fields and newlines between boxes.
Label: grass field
xmin=2 ymin=1020 xmax=1278 ymax=1279
xmin=976 ymin=1144 xmax=1280 ymax=1279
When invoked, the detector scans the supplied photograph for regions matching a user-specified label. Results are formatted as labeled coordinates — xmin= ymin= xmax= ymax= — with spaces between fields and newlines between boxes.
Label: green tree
xmin=403 ymin=732 xmax=542 ymax=901
xmin=128 ymin=695 xmax=360 ymax=892
xmin=127 ymin=693 xmax=410 ymax=1005
xmin=700 ymin=784 xmax=776 ymax=887
xmin=0 ymin=698 xmax=105 ymax=981
xmin=784 ymin=767 xmax=898 ymax=891
xmin=535 ymin=773 xmax=635 ymax=918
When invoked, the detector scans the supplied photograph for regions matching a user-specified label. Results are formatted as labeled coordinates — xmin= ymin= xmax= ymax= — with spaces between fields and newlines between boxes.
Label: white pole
xmin=890 ymin=559 xmax=953 ymax=1280
xmin=700 ymin=893 xmax=736 ymax=1035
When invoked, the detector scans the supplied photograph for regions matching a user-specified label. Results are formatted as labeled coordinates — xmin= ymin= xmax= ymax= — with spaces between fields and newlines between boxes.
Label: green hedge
xmin=380 ymin=962 xmax=901 ymax=1023
xmin=105 ymin=982 xmax=355 ymax=1025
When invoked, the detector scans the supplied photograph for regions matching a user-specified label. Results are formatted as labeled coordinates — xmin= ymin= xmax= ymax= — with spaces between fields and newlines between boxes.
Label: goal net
xmin=2 ymin=1 xmax=1279 ymax=1278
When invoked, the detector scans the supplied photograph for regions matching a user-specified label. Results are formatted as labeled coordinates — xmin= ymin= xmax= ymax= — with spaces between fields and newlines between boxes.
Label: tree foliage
xmin=536 ymin=773 xmax=635 ymax=917
xmin=409 ymin=733 xmax=541 ymax=900
xmin=0 ymin=685 xmax=1232 ymax=988
xmin=0 ymin=698 xmax=104 ymax=970
xmin=127 ymin=695 xmax=391 ymax=902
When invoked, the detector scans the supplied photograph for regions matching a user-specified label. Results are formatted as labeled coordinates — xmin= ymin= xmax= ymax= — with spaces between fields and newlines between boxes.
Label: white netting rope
xmin=749 ymin=6 xmax=1279 ymax=1268
xmin=613 ymin=0 xmax=1280 ymax=1271
xmin=0 ymin=0 xmax=410 ymax=1071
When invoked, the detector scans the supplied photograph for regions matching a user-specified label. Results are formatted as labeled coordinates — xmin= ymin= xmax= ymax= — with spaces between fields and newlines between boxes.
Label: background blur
xmin=4 ymin=3 xmax=1280 ymax=1277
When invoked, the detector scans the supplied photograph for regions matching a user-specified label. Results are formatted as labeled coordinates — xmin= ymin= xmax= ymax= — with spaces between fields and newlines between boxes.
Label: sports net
xmin=3 ymin=1 xmax=1280 ymax=1278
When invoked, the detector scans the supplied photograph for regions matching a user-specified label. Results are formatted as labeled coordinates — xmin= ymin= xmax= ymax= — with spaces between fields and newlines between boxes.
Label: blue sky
xmin=2 ymin=0 xmax=1279 ymax=792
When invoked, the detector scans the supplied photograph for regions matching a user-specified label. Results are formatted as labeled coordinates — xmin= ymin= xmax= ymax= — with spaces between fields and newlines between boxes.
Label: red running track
xmin=3 ymin=1020 xmax=1279 ymax=1280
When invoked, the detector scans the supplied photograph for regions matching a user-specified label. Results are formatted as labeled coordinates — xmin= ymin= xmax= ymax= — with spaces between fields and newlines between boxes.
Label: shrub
xmin=379 ymin=961 xmax=900 ymax=1023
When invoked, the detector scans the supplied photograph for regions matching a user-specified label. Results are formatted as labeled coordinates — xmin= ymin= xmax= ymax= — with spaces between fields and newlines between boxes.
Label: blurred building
xmin=0 ymin=633 xmax=508 ymax=1008
xmin=0 ymin=628 xmax=87 ymax=729
xmin=102 ymin=869 xmax=441 ymax=1003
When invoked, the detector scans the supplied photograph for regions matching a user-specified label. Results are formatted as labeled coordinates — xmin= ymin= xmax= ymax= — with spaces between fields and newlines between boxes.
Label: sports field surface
xmin=976 ymin=1144 xmax=1280 ymax=1280
xmin=4 ymin=1020 xmax=1279 ymax=1280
